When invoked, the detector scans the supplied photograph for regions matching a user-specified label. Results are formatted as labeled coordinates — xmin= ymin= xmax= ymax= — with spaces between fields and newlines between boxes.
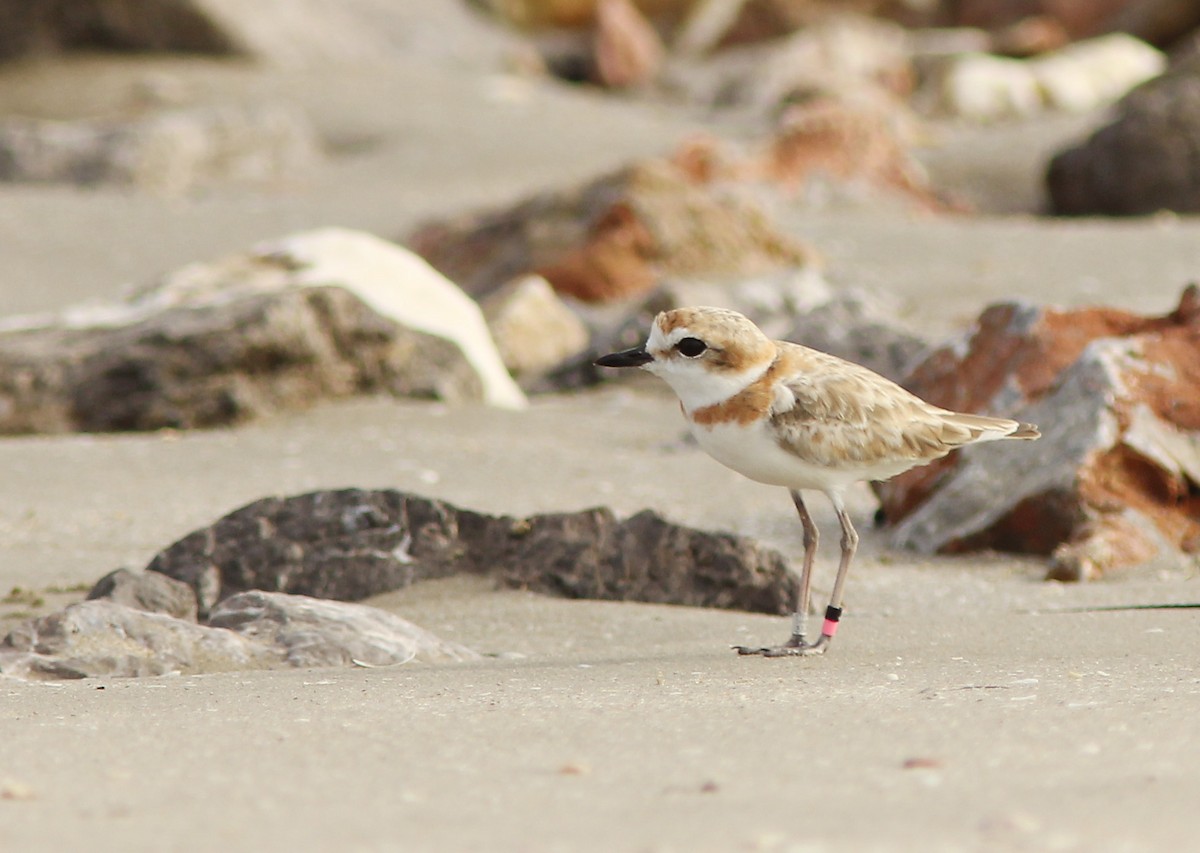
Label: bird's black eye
xmin=676 ymin=337 xmax=707 ymax=358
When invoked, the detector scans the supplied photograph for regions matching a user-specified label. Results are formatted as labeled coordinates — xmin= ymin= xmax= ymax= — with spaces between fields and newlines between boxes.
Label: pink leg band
xmin=822 ymin=618 xmax=839 ymax=638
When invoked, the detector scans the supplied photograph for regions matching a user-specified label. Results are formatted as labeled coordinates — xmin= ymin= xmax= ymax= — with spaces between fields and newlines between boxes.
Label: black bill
xmin=594 ymin=347 xmax=653 ymax=368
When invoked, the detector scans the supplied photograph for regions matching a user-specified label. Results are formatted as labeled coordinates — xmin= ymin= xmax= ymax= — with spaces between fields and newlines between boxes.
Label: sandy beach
xmin=2 ymin=21 xmax=1199 ymax=853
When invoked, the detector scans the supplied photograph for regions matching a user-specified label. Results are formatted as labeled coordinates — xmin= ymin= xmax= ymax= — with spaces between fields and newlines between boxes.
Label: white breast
xmin=689 ymin=420 xmax=845 ymax=492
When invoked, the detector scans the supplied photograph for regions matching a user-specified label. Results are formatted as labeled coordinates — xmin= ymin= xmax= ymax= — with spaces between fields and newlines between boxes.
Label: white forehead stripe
xmin=647 ymin=322 xmax=690 ymax=352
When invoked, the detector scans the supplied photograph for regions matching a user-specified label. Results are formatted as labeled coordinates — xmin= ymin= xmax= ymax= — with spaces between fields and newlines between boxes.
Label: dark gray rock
xmin=784 ymin=291 xmax=931 ymax=384
xmin=1047 ymin=62 xmax=1200 ymax=216
xmin=147 ymin=489 xmax=797 ymax=619
xmin=2 ymin=487 xmax=797 ymax=680
xmin=500 ymin=508 xmax=797 ymax=615
xmin=87 ymin=568 xmax=198 ymax=621
xmin=208 ymin=591 xmax=480 ymax=667
xmin=146 ymin=490 xmax=491 ymax=617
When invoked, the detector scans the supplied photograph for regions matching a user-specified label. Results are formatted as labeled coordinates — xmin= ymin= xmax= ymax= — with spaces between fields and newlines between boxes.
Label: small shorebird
xmin=596 ymin=306 xmax=1039 ymax=656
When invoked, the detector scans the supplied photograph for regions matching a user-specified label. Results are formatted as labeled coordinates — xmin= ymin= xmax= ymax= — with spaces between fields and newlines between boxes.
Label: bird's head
xmin=595 ymin=307 xmax=777 ymax=409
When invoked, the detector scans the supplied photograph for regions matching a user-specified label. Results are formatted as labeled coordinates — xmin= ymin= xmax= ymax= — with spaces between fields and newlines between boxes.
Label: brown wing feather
xmin=767 ymin=343 xmax=1035 ymax=470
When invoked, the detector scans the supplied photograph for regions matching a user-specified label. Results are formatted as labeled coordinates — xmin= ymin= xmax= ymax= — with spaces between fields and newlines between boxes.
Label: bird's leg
xmin=735 ymin=489 xmax=821 ymax=657
xmin=800 ymin=494 xmax=857 ymax=655
xmin=787 ymin=489 xmax=818 ymax=646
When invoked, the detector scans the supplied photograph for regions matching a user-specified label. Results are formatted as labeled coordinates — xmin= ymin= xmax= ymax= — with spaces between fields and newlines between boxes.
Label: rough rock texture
xmin=406 ymin=156 xmax=814 ymax=305
xmin=208 ymin=591 xmax=481 ymax=667
xmin=87 ymin=568 xmax=198 ymax=622
xmin=0 ymin=600 xmax=271 ymax=680
xmin=0 ymin=284 xmax=478 ymax=434
xmin=147 ymin=489 xmax=797 ymax=619
xmin=146 ymin=490 xmax=484 ymax=617
xmin=2 ymin=486 xmax=790 ymax=680
xmin=0 ymin=104 xmax=321 ymax=195
xmin=1047 ymin=60 xmax=1200 ymax=215
xmin=0 ymin=593 xmax=477 ymax=679
xmin=878 ymin=285 xmax=1200 ymax=580
xmin=0 ymin=228 xmax=525 ymax=434
xmin=500 ymin=507 xmax=795 ymax=615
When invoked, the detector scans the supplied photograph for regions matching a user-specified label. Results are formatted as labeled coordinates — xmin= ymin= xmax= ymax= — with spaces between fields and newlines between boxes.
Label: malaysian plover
xmin=596 ymin=306 xmax=1039 ymax=656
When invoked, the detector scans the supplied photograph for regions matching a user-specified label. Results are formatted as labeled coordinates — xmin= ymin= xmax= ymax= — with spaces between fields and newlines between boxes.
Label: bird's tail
xmin=1008 ymin=422 xmax=1040 ymax=440
xmin=942 ymin=411 xmax=1040 ymax=443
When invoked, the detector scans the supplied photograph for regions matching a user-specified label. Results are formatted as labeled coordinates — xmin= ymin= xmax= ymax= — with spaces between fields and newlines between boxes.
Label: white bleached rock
xmin=262 ymin=229 xmax=526 ymax=409
xmin=482 ymin=274 xmax=589 ymax=377
xmin=1031 ymin=33 xmax=1165 ymax=113
xmin=0 ymin=228 xmax=524 ymax=434
xmin=0 ymin=601 xmax=271 ymax=679
xmin=935 ymin=53 xmax=1043 ymax=121
xmin=208 ymin=591 xmax=481 ymax=667
xmin=933 ymin=33 xmax=1165 ymax=121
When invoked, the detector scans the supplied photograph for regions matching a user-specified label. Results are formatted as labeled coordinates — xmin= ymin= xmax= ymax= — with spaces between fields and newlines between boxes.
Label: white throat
xmin=646 ymin=359 xmax=771 ymax=411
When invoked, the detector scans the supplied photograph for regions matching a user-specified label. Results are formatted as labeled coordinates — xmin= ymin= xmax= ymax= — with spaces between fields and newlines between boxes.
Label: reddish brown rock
xmin=407 ymin=157 xmax=814 ymax=305
xmin=878 ymin=285 xmax=1200 ymax=580
xmin=593 ymin=0 xmax=664 ymax=87
xmin=670 ymin=98 xmax=958 ymax=213
xmin=763 ymin=99 xmax=955 ymax=212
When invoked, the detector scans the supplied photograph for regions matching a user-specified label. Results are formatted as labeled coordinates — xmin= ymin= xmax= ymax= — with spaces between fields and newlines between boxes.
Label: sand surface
xmin=1 ymin=49 xmax=1199 ymax=853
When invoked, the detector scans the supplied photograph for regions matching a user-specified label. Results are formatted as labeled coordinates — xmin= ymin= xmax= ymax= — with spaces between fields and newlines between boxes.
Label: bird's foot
xmin=733 ymin=635 xmax=829 ymax=657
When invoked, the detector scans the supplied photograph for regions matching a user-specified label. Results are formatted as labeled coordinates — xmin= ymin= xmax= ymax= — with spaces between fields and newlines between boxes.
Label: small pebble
xmin=901 ymin=757 xmax=942 ymax=770
xmin=1 ymin=780 xmax=35 ymax=801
